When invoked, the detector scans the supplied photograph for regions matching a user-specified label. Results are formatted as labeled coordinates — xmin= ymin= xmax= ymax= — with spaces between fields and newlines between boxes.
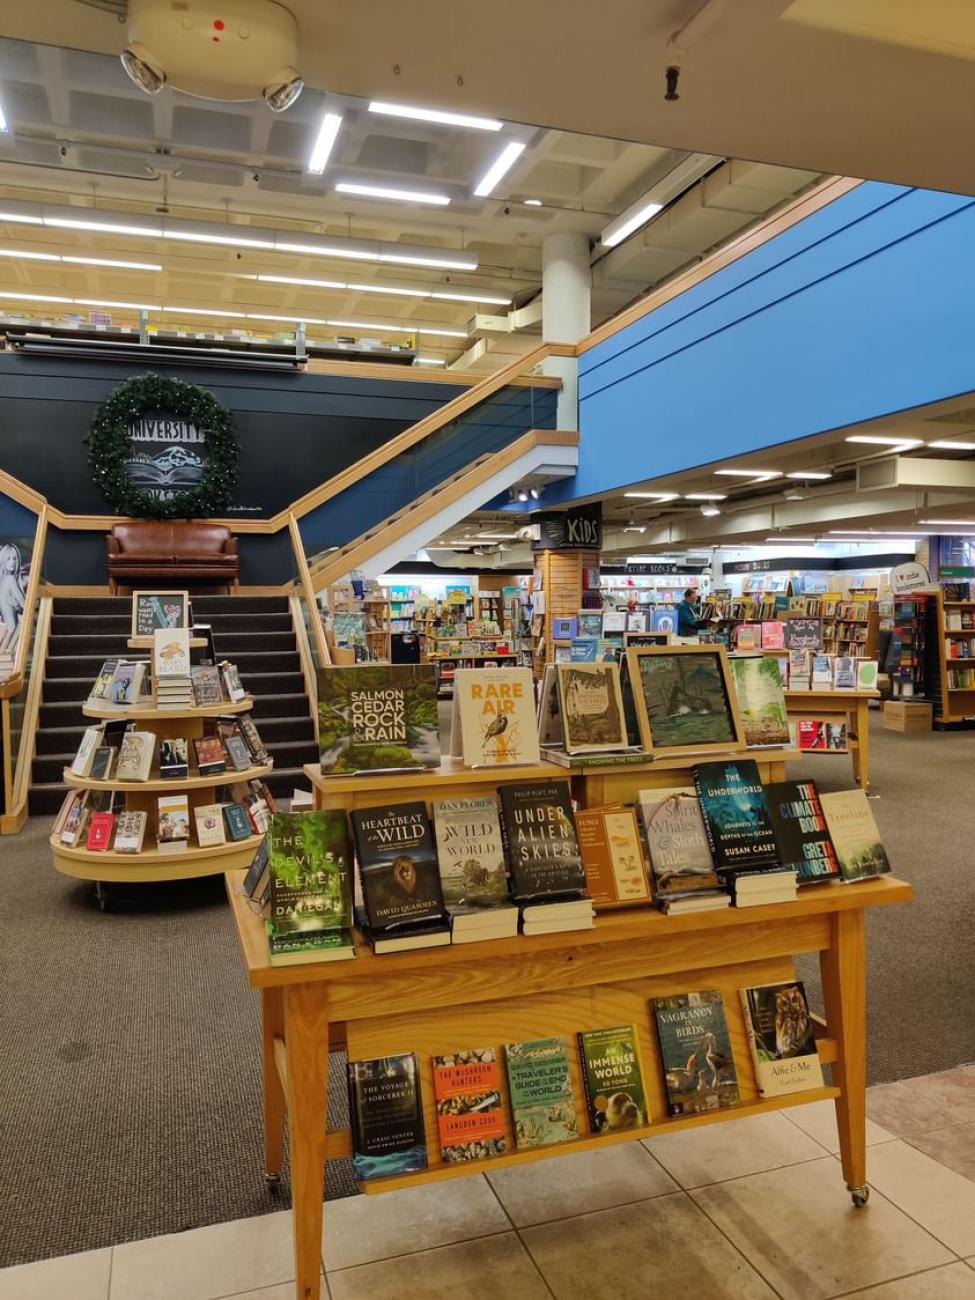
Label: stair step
xmin=49 ymin=611 xmax=294 ymax=637
xmin=42 ymin=650 xmax=302 ymax=680
xmin=33 ymin=713 xmax=315 ymax=757
xmin=48 ymin=630 xmax=298 ymax=655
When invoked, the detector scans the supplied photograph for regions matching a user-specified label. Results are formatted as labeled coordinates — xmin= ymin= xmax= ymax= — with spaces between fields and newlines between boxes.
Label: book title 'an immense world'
xmin=590 ymin=1050 xmax=635 ymax=1081
xmin=351 ymin=689 xmax=406 ymax=743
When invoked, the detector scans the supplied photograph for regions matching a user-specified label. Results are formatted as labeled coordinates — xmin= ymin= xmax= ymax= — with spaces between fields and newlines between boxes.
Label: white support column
xmin=542 ymin=230 xmax=591 ymax=429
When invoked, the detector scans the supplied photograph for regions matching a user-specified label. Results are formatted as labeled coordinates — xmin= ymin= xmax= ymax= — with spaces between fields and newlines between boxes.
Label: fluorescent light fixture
xmin=683 ymin=492 xmax=727 ymax=500
xmin=0 ymin=248 xmax=58 ymax=261
xmin=326 ymin=318 xmax=411 ymax=333
xmin=919 ymin=518 xmax=975 ymax=525
xmin=247 ymin=313 xmax=328 ymax=325
xmin=428 ymin=289 xmax=511 ymax=304
xmin=700 ymin=505 xmax=721 ymax=517
xmin=275 ymin=240 xmax=376 ymax=261
xmin=335 ymin=182 xmax=451 ymax=206
xmin=307 ymin=111 xmax=343 ymax=174
xmin=162 ymin=306 xmax=247 ymax=317
xmin=623 ymin=491 xmax=679 ymax=500
xmin=927 ymin=439 xmax=975 ymax=450
xmin=162 ymin=230 xmax=275 ymax=249
xmin=845 ymin=435 xmax=924 ymax=448
xmin=46 ymin=217 xmax=162 ymax=237
xmin=473 ymin=141 xmax=526 ymax=197
xmin=785 ymin=470 xmax=832 ymax=480
xmin=600 ymin=199 xmax=664 ymax=249
xmin=476 ymin=531 xmax=520 ymax=539
xmin=65 ymin=256 xmax=162 ymax=270
xmin=416 ymin=326 xmax=467 ymax=338
xmin=367 ymin=101 xmax=503 ymax=131
xmin=415 ymin=356 xmax=446 ymax=365
xmin=75 ymin=298 xmax=160 ymax=310
xmin=0 ymin=211 xmax=42 ymax=225
xmin=714 ymin=468 xmax=782 ymax=477
xmin=622 ymin=526 xmax=646 ymax=533
xmin=379 ymin=251 xmax=478 ymax=270
xmin=0 ymin=103 xmax=7 ymax=133
xmin=0 ymin=291 xmax=72 ymax=303
xmin=523 ymin=198 xmax=542 ymax=207
xmin=765 ymin=537 xmax=817 ymax=543
xmin=257 ymin=274 xmax=346 ymax=290
xmin=347 ymin=281 xmax=426 ymax=297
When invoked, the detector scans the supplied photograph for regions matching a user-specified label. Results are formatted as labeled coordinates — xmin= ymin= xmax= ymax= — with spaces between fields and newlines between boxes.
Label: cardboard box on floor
xmin=883 ymin=700 xmax=933 ymax=732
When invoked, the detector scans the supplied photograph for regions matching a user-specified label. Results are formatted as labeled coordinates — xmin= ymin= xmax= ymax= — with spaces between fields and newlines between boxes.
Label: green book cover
xmin=651 ymin=990 xmax=739 ymax=1116
xmin=504 ymin=1036 xmax=579 ymax=1149
xmin=577 ymin=1026 xmax=648 ymax=1134
xmin=267 ymin=810 xmax=354 ymax=934
xmin=729 ymin=656 xmax=790 ymax=747
xmin=317 ymin=664 xmax=440 ymax=774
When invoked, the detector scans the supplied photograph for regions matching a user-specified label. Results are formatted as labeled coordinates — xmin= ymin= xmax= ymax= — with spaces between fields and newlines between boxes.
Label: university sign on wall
xmin=125 ymin=414 xmax=207 ymax=503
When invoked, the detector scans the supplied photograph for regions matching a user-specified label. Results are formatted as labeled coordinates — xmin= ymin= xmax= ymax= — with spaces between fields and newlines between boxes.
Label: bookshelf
xmin=931 ymin=589 xmax=975 ymax=724
xmin=51 ymin=695 xmax=267 ymax=890
xmin=531 ymin=548 xmax=600 ymax=679
xmin=227 ymin=749 xmax=912 ymax=1300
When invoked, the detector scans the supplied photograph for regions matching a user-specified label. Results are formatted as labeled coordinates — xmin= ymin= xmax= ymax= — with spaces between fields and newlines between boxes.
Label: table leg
xmin=284 ymin=983 xmax=329 ymax=1300
xmin=262 ymin=987 xmax=285 ymax=1181
xmin=820 ymin=909 xmax=868 ymax=1203
xmin=855 ymin=699 xmax=870 ymax=790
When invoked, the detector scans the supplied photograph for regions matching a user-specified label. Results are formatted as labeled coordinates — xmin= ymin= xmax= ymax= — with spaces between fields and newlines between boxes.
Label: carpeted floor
xmin=2 ymin=711 xmax=973 ymax=1267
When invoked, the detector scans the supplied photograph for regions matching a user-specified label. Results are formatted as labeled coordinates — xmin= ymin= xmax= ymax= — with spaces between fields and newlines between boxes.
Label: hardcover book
xmin=116 ymin=730 xmax=155 ymax=782
xmin=347 ymin=1053 xmax=428 ymax=1181
xmin=113 ymin=809 xmax=147 ymax=854
xmin=693 ymin=759 xmax=780 ymax=874
xmin=504 ymin=1036 xmax=579 ymax=1149
xmin=638 ymin=786 xmax=722 ymax=895
xmin=729 ymin=656 xmax=790 ymax=747
xmin=220 ymin=661 xmax=246 ymax=703
xmin=266 ymin=923 xmax=355 ymax=966
xmin=194 ymin=803 xmax=227 ymax=848
xmin=652 ymin=990 xmax=739 ymax=1115
xmin=351 ymin=802 xmax=446 ymax=932
xmin=575 ymin=806 xmax=650 ymax=908
xmin=578 ymin=611 xmax=603 ymax=637
xmin=158 ymin=737 xmax=189 ymax=779
xmin=765 ymin=780 xmax=841 ymax=881
xmin=741 ymin=981 xmax=824 ymax=1097
xmin=223 ymin=802 xmax=252 ymax=842
xmin=820 ymin=790 xmax=892 ymax=881
xmin=193 ymin=735 xmax=227 ymax=776
xmin=552 ymin=616 xmax=578 ymax=640
xmin=157 ymin=794 xmax=190 ymax=851
xmin=89 ymin=658 xmax=120 ymax=702
xmin=555 ymin=663 xmax=628 ymax=754
xmin=318 ymin=664 xmax=440 ymax=774
xmin=108 ymin=660 xmax=144 ymax=706
xmin=798 ymin=720 xmax=828 ymax=751
xmin=191 ymin=664 xmax=225 ymax=707
xmin=432 ymin=797 xmax=508 ymax=906
xmin=70 ymin=727 xmax=104 ymax=778
xmin=811 ymin=654 xmax=833 ymax=688
xmin=649 ymin=606 xmax=677 ymax=634
xmin=267 ymin=810 xmax=354 ymax=934
xmin=787 ymin=649 xmax=810 ymax=689
xmin=237 ymin=713 xmax=270 ymax=763
xmin=577 ymin=1025 xmax=648 ymax=1134
xmin=602 ymin=611 xmax=626 ymax=634
xmin=432 ymin=1047 xmax=507 ymax=1163
xmin=153 ymin=627 xmax=191 ymax=679
xmin=856 ymin=660 xmax=879 ymax=690
xmin=85 ymin=811 xmax=116 ymax=852
xmin=497 ymin=780 xmax=585 ymax=902
xmin=224 ymin=733 xmax=253 ymax=772
xmin=833 ymin=656 xmax=856 ymax=689
xmin=451 ymin=667 xmax=539 ymax=767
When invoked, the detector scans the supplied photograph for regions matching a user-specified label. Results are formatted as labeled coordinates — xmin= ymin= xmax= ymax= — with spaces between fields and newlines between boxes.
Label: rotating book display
xmin=51 ymin=611 xmax=274 ymax=888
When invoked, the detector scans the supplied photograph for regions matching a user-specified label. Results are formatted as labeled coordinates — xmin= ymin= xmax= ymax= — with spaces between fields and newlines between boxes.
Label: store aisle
xmin=2 ymin=1067 xmax=973 ymax=1300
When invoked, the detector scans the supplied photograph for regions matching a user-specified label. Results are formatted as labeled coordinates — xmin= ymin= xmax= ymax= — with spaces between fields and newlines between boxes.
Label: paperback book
xmin=504 ymin=1036 xmax=579 ymax=1149
xmin=88 ymin=658 xmax=120 ymax=702
xmin=88 ymin=745 xmax=116 ymax=782
xmin=108 ymin=661 xmax=144 ymax=706
xmin=191 ymin=664 xmax=225 ymax=707
xmin=577 ymin=1025 xmax=648 ymax=1134
xmin=820 ymin=790 xmax=892 ymax=881
xmin=193 ymin=735 xmax=227 ymax=776
xmin=693 ymin=759 xmax=780 ymax=874
xmin=575 ymin=805 xmax=650 ymax=908
xmin=194 ymin=803 xmax=227 ymax=848
xmin=432 ymin=1047 xmax=507 ymax=1163
xmin=237 ymin=713 xmax=270 ymax=763
xmin=652 ymin=990 xmax=739 ymax=1115
xmin=555 ymin=663 xmax=628 ymax=754
xmin=70 ymin=727 xmax=104 ymax=778
xmin=787 ymin=649 xmax=810 ymax=689
xmin=158 ymin=737 xmax=189 ymax=779
xmin=638 ymin=786 xmax=721 ymax=896
xmin=740 ymin=981 xmax=824 ymax=1097
xmin=497 ymin=780 xmax=585 ymax=902
xmin=220 ymin=661 xmax=246 ymax=703
xmin=432 ymin=797 xmax=508 ymax=906
xmin=113 ymin=809 xmax=147 ymax=854
xmin=351 ymin=802 xmax=446 ymax=932
xmin=318 ymin=664 xmax=440 ymax=774
xmin=157 ymin=794 xmax=190 ymax=852
xmin=347 ymin=1053 xmax=428 ymax=1181
xmin=450 ymin=667 xmax=539 ymax=767
xmin=85 ymin=811 xmax=115 ymax=852
xmin=223 ymin=802 xmax=252 ymax=842
xmin=224 ymin=733 xmax=253 ymax=772
xmin=765 ymin=780 xmax=841 ymax=881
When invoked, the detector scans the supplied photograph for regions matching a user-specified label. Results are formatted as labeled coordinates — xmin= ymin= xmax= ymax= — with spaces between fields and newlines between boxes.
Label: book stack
xmin=265 ymin=811 xmax=355 ymax=965
xmin=153 ymin=628 xmax=193 ymax=710
xmin=352 ymin=802 xmax=451 ymax=953
xmin=731 ymin=869 xmax=798 ymax=908
xmin=638 ymin=786 xmax=729 ymax=914
xmin=498 ymin=780 xmax=593 ymax=934
xmin=432 ymin=796 xmax=518 ymax=943
xmin=693 ymin=758 xmax=796 ymax=907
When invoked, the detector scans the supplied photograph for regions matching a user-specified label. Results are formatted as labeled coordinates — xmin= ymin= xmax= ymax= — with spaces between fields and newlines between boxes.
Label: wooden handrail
xmin=1 ymin=595 xmax=52 ymax=833
xmin=288 ymin=593 xmax=320 ymax=745
xmin=288 ymin=512 xmax=332 ymax=669
xmin=12 ymin=507 xmax=47 ymax=683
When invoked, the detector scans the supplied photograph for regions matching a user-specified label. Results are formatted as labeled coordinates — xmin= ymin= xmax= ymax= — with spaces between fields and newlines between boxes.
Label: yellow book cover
xmin=453 ymin=667 xmax=539 ymax=767
xmin=194 ymin=803 xmax=227 ymax=848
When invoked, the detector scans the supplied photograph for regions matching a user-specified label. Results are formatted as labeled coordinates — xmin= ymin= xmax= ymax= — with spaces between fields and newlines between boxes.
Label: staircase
xmin=30 ymin=595 xmax=318 ymax=816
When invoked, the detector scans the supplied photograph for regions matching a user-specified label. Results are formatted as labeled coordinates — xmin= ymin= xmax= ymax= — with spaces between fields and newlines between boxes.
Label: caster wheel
xmin=850 ymin=1185 xmax=870 ymax=1208
xmin=265 ymin=1173 xmax=282 ymax=1189
xmin=95 ymin=881 xmax=111 ymax=912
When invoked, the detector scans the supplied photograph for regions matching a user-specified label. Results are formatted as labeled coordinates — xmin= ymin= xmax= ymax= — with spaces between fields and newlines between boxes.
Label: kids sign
xmin=532 ymin=504 xmax=602 ymax=551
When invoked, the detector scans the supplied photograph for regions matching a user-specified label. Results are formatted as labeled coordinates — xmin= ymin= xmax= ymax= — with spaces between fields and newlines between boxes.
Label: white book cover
xmin=114 ymin=810 xmax=148 ymax=854
xmin=116 ymin=730 xmax=155 ymax=782
xmin=194 ymin=803 xmax=227 ymax=847
xmin=602 ymin=611 xmax=626 ymax=633
xmin=833 ymin=656 xmax=856 ymax=689
xmin=811 ymin=654 xmax=833 ymax=688
xmin=787 ymin=649 xmax=810 ymax=689
xmin=452 ymin=667 xmax=539 ymax=766
xmin=70 ymin=727 xmax=104 ymax=777
xmin=153 ymin=627 xmax=191 ymax=679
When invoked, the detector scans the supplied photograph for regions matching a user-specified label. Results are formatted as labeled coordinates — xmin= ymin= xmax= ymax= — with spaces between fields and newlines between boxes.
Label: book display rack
xmin=51 ymin=694 xmax=269 ymax=887
xmin=228 ymin=742 xmax=912 ymax=1300
xmin=930 ymin=588 xmax=975 ymax=724
xmin=784 ymin=687 xmax=880 ymax=789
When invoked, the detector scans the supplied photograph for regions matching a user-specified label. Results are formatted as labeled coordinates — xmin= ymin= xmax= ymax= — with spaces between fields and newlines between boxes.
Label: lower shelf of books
xmin=51 ymin=833 xmax=264 ymax=882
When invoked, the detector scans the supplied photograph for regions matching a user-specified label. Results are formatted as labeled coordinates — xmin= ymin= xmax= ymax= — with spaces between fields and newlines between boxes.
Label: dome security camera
xmin=121 ymin=42 xmax=166 ymax=95
xmin=263 ymin=67 xmax=304 ymax=113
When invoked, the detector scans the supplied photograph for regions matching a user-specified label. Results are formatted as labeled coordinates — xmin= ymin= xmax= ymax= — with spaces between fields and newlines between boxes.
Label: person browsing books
xmin=676 ymin=589 xmax=709 ymax=642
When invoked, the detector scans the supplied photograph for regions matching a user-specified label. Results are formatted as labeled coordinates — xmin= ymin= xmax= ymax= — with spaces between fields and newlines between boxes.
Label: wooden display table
xmin=784 ymin=689 xmax=880 ymax=789
xmin=230 ymin=749 xmax=910 ymax=1300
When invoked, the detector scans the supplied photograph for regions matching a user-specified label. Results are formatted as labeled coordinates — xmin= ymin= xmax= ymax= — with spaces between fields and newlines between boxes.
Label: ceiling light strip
xmin=335 ymin=182 xmax=451 ymax=206
xmin=473 ymin=142 xmax=527 ymax=198
xmin=368 ymin=101 xmax=503 ymax=131
xmin=306 ymin=112 xmax=343 ymax=175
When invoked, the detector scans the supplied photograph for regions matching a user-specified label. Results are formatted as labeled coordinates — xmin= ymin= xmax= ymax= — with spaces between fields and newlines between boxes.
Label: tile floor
xmin=3 ymin=1066 xmax=974 ymax=1300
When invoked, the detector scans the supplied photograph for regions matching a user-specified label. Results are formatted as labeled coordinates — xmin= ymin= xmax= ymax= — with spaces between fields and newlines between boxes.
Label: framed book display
xmin=625 ymin=644 xmax=745 ymax=756
xmin=131 ymin=590 xmax=189 ymax=638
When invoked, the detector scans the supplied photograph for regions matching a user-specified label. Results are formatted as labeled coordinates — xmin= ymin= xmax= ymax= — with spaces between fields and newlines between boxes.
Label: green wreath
xmin=86 ymin=373 xmax=239 ymax=520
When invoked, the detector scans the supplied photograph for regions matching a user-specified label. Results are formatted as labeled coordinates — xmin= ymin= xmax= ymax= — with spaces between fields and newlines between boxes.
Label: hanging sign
xmin=891 ymin=561 xmax=932 ymax=593
xmin=532 ymin=503 xmax=602 ymax=551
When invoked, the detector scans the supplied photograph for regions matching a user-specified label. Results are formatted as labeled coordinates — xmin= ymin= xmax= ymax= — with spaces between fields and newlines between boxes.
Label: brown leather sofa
xmin=107 ymin=522 xmax=239 ymax=593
